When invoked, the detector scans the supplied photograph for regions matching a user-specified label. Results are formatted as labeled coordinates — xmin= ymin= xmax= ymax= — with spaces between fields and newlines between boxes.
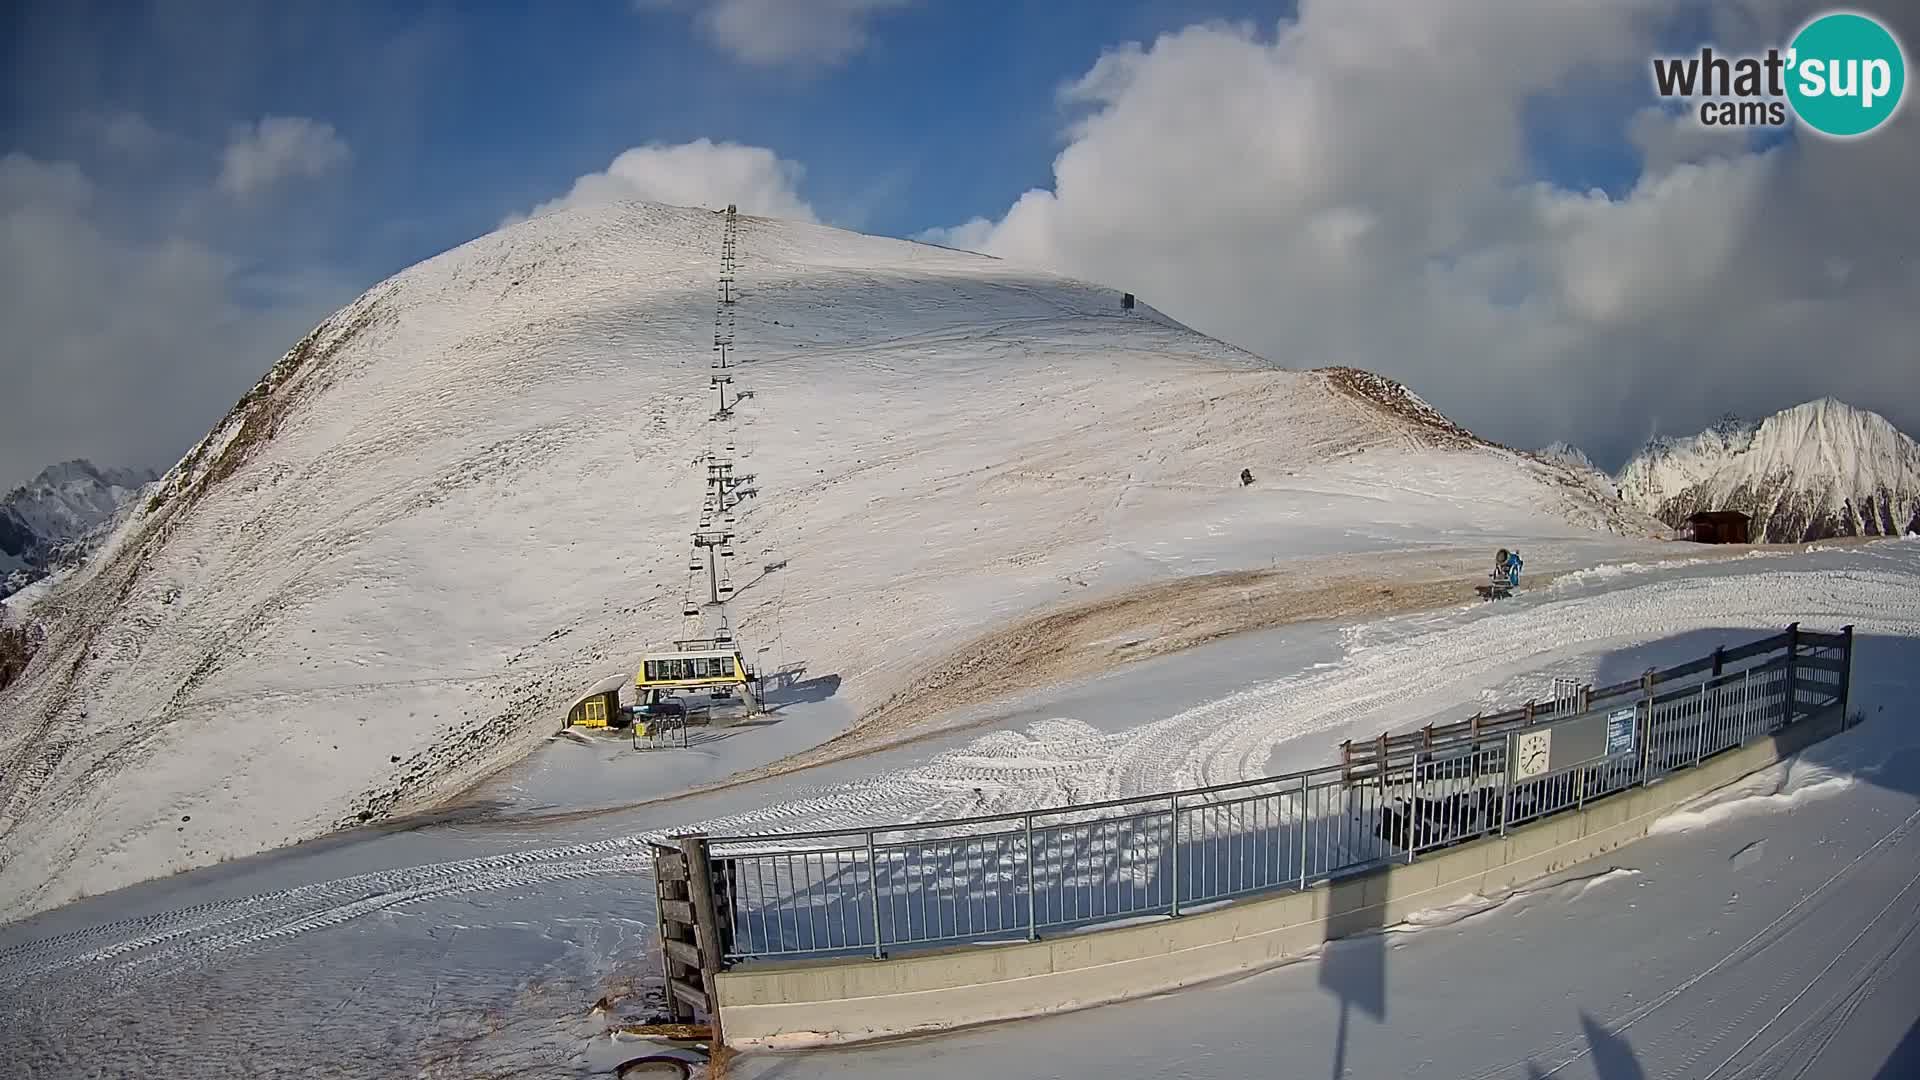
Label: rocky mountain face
xmin=1616 ymin=400 xmax=1920 ymax=543
xmin=0 ymin=460 xmax=157 ymax=599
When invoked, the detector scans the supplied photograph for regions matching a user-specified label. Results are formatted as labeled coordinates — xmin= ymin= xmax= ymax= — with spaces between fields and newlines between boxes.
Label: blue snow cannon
xmin=1482 ymin=548 xmax=1522 ymax=600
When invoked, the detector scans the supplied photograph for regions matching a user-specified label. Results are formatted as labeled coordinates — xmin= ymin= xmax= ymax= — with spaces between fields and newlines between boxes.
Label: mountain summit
xmin=1617 ymin=398 xmax=1920 ymax=542
xmin=0 ymin=459 xmax=156 ymax=598
xmin=0 ymin=200 xmax=1645 ymax=918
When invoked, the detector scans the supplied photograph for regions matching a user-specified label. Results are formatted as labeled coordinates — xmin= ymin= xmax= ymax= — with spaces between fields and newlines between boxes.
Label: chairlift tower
xmin=692 ymin=528 xmax=736 ymax=606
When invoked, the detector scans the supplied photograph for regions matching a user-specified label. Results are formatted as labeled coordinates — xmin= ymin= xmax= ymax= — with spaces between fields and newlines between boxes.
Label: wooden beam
xmin=668 ymin=977 xmax=712 ymax=1015
xmin=655 ymin=850 xmax=689 ymax=881
xmin=682 ymin=835 xmax=728 ymax=1045
xmin=663 ymin=938 xmax=701 ymax=969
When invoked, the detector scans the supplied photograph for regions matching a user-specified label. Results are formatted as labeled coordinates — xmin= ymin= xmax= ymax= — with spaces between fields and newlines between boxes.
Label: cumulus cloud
xmin=509 ymin=138 xmax=818 ymax=225
xmin=925 ymin=0 xmax=1920 ymax=468
xmin=1 ymin=149 xmax=342 ymax=489
xmin=638 ymin=0 xmax=914 ymax=68
xmin=217 ymin=115 xmax=352 ymax=197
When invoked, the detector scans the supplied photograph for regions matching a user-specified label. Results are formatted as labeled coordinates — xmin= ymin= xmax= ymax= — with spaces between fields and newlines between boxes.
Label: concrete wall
xmin=715 ymin=706 xmax=1847 ymax=1049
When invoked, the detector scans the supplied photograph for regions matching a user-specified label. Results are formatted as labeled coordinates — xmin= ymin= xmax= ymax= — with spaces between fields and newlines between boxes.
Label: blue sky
xmin=6 ymin=0 xmax=1305 ymax=291
xmin=3 ymin=0 xmax=1916 ymax=486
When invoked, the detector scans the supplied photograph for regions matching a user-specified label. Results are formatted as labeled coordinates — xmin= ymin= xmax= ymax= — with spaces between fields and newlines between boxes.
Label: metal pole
xmin=1840 ymin=624 xmax=1855 ymax=725
xmin=1408 ymin=758 xmax=1419 ymax=864
xmin=1499 ymin=739 xmax=1512 ymax=837
xmin=1297 ymin=775 xmax=1310 ymax=890
xmin=1694 ymin=680 xmax=1710 ymax=766
xmin=1740 ymin=667 xmax=1753 ymax=744
xmin=1639 ymin=670 xmax=1656 ymax=787
xmin=1024 ymin=813 xmax=1038 ymax=941
xmin=707 ymin=545 xmax=719 ymax=605
xmin=1784 ymin=622 xmax=1800 ymax=725
xmin=866 ymin=831 xmax=883 ymax=959
xmin=1168 ymin=794 xmax=1182 ymax=917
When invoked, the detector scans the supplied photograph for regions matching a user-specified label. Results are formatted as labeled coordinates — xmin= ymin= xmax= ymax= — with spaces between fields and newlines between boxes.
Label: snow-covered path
xmin=1 ymin=541 xmax=1915 ymax=1077
xmin=669 ymin=540 xmax=1920 ymax=841
xmin=726 ymin=648 xmax=1920 ymax=1080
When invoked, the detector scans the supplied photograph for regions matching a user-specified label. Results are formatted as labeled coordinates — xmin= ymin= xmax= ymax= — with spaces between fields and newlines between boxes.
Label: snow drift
xmin=0 ymin=200 xmax=1645 ymax=920
xmin=1618 ymin=400 xmax=1920 ymax=542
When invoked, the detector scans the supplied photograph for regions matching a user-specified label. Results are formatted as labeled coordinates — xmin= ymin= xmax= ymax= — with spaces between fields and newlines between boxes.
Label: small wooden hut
xmin=565 ymin=673 xmax=630 ymax=730
xmin=1688 ymin=510 xmax=1751 ymax=544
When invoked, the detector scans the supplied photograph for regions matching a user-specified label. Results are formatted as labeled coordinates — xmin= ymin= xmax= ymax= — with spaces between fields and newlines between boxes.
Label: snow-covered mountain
xmin=0 ymin=460 xmax=156 ymax=599
xmin=1536 ymin=440 xmax=1603 ymax=479
xmin=0 ymin=200 xmax=1649 ymax=920
xmin=1617 ymin=400 xmax=1920 ymax=543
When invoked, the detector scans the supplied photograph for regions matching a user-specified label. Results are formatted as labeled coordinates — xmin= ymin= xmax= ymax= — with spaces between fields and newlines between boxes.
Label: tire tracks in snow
xmin=0 ymin=837 xmax=660 ymax=987
xmin=677 ymin=565 xmax=1920 ymax=843
xmin=7 ymin=554 xmax=1915 ymax=992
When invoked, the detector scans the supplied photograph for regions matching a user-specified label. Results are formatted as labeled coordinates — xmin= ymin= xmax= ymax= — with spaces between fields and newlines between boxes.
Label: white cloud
xmin=217 ymin=115 xmax=352 ymax=198
xmin=509 ymin=138 xmax=818 ymax=225
xmin=924 ymin=1 xmax=1920 ymax=467
xmin=1 ymin=151 xmax=342 ymax=488
xmin=639 ymin=0 xmax=914 ymax=68
xmin=95 ymin=111 xmax=172 ymax=158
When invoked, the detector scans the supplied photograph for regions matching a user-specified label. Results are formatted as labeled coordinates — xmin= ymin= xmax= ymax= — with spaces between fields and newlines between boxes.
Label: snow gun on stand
xmin=1476 ymin=547 xmax=1522 ymax=601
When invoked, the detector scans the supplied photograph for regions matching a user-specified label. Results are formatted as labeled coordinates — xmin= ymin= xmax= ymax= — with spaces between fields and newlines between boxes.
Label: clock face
xmin=1515 ymin=730 xmax=1552 ymax=779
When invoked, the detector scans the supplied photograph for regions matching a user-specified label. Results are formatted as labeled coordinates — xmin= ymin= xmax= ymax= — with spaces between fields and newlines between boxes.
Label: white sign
xmin=1514 ymin=729 xmax=1553 ymax=780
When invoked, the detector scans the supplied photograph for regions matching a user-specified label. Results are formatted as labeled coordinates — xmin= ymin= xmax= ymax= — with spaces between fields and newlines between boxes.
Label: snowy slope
xmin=1618 ymin=399 xmax=1920 ymax=542
xmin=0 ymin=460 xmax=155 ymax=599
xmin=0 ymin=200 xmax=1644 ymax=920
xmin=0 ymin=541 xmax=1913 ymax=1080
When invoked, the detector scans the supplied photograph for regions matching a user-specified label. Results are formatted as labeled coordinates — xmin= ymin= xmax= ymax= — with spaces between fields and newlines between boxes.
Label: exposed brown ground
xmin=448 ymin=537 xmax=1866 ymax=828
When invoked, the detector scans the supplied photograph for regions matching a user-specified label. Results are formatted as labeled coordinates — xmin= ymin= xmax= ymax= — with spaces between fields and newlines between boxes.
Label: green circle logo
xmin=1787 ymin=11 xmax=1907 ymax=137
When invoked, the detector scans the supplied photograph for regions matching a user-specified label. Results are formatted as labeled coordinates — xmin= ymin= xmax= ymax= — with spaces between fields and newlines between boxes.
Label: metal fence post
xmin=1840 ymin=624 xmax=1855 ymax=724
xmin=1024 ymin=813 xmax=1038 ymax=941
xmin=1297 ymin=774 xmax=1310 ymax=890
xmin=1694 ymin=680 xmax=1710 ymax=766
xmin=1784 ymin=621 xmax=1800 ymax=725
xmin=1168 ymin=794 xmax=1182 ymax=917
xmin=1408 ymin=757 xmax=1420 ymax=864
xmin=1499 ymin=740 xmax=1512 ymax=837
xmin=1740 ymin=667 xmax=1753 ymax=743
xmin=1639 ymin=670 xmax=1657 ymax=786
xmin=866 ymin=830 xmax=883 ymax=959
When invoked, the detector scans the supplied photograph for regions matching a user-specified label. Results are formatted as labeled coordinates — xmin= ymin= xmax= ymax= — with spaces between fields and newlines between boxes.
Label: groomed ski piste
xmin=2 ymin=538 xmax=1917 ymax=1078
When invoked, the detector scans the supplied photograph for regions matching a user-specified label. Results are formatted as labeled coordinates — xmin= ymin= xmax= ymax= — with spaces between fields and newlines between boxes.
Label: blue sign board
xmin=1606 ymin=706 xmax=1638 ymax=758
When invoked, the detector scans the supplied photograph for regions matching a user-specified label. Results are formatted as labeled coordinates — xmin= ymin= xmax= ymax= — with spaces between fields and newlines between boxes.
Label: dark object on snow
xmin=1477 ymin=548 xmax=1522 ymax=600
xmin=1240 ymin=468 xmax=1254 ymax=487
xmin=1122 ymin=292 xmax=1135 ymax=311
xmin=1687 ymin=510 xmax=1751 ymax=544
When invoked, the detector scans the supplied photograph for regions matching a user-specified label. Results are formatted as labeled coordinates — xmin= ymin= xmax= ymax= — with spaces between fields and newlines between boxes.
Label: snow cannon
xmin=1478 ymin=548 xmax=1522 ymax=601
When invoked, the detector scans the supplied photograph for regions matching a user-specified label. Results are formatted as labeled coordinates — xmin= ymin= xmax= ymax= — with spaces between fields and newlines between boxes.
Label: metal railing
xmin=656 ymin=624 xmax=1853 ymax=977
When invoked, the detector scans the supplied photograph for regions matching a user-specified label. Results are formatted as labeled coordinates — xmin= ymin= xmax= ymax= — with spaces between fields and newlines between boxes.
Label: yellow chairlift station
xmin=635 ymin=642 xmax=752 ymax=693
